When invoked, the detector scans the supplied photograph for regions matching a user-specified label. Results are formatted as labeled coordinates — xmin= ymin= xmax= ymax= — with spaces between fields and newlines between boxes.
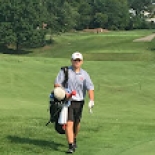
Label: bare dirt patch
xmin=83 ymin=28 xmax=109 ymax=33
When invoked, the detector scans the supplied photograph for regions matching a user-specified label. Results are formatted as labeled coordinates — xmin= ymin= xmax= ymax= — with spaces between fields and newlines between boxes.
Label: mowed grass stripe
xmin=0 ymin=55 xmax=155 ymax=155
xmin=0 ymin=30 xmax=155 ymax=155
xmin=31 ymin=30 xmax=155 ymax=59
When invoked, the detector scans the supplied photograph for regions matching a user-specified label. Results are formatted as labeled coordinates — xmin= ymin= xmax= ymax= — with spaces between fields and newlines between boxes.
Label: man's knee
xmin=66 ymin=121 xmax=74 ymax=129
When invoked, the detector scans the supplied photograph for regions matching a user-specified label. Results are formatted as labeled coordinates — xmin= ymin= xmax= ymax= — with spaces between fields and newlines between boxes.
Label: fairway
xmin=0 ymin=30 xmax=155 ymax=155
xmin=120 ymin=140 xmax=155 ymax=155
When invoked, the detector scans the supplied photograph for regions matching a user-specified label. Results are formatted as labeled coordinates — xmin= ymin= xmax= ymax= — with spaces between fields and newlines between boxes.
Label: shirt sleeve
xmin=85 ymin=72 xmax=94 ymax=91
xmin=54 ymin=70 xmax=65 ymax=86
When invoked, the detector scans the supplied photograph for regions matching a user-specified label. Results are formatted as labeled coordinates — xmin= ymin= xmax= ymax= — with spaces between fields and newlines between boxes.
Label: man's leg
xmin=65 ymin=121 xmax=75 ymax=153
xmin=73 ymin=122 xmax=80 ymax=148
xmin=65 ymin=121 xmax=80 ymax=152
xmin=73 ymin=101 xmax=84 ymax=148
xmin=65 ymin=101 xmax=84 ymax=153
xmin=66 ymin=121 xmax=74 ymax=144
xmin=74 ymin=122 xmax=80 ymax=138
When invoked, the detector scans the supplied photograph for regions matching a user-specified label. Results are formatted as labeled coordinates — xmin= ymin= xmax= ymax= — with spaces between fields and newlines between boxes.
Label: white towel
xmin=58 ymin=104 xmax=68 ymax=124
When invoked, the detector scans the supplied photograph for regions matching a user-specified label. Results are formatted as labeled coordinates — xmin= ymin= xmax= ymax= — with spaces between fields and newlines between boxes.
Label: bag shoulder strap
xmin=61 ymin=66 xmax=68 ymax=87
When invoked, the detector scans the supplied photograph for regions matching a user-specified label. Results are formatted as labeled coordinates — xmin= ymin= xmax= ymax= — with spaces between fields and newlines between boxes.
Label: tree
xmin=127 ymin=0 xmax=153 ymax=29
xmin=45 ymin=0 xmax=79 ymax=33
xmin=94 ymin=13 xmax=108 ymax=28
xmin=90 ymin=0 xmax=129 ymax=30
xmin=0 ymin=0 xmax=47 ymax=51
xmin=75 ymin=1 xmax=93 ymax=29
xmin=128 ymin=0 xmax=152 ymax=15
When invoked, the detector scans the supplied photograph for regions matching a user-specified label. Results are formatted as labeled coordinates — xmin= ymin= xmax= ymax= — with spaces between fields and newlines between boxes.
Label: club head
xmin=53 ymin=87 xmax=66 ymax=101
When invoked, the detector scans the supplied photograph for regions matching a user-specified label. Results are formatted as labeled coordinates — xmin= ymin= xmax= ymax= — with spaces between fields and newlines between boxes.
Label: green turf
xmin=30 ymin=29 xmax=155 ymax=60
xmin=0 ymin=30 xmax=155 ymax=155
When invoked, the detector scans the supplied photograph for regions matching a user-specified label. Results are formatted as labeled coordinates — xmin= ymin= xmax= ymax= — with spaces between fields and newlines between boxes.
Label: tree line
xmin=0 ymin=0 xmax=153 ymax=50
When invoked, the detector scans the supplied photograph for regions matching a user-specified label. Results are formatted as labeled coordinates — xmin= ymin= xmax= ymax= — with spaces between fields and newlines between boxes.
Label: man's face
xmin=71 ymin=59 xmax=83 ymax=69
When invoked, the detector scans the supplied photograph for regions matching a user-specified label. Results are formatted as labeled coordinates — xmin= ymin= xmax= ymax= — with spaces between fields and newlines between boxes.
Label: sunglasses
xmin=73 ymin=59 xmax=81 ymax=62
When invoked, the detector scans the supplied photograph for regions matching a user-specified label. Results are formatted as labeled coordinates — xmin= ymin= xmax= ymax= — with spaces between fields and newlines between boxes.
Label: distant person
xmin=54 ymin=52 xmax=94 ymax=153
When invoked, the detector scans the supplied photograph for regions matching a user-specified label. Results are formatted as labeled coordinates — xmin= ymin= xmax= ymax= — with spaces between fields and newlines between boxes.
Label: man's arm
xmin=88 ymin=89 xmax=94 ymax=101
xmin=88 ymin=89 xmax=94 ymax=113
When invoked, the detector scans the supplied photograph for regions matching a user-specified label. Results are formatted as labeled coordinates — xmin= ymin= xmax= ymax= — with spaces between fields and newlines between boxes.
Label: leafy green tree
xmin=45 ymin=0 xmax=79 ymax=33
xmin=127 ymin=0 xmax=153 ymax=29
xmin=90 ymin=0 xmax=129 ymax=30
xmin=0 ymin=0 xmax=47 ymax=51
xmin=105 ymin=0 xmax=129 ymax=30
xmin=0 ymin=1 xmax=16 ymax=46
xmin=75 ymin=1 xmax=93 ymax=29
xmin=94 ymin=13 xmax=108 ymax=28
xmin=128 ymin=0 xmax=152 ymax=15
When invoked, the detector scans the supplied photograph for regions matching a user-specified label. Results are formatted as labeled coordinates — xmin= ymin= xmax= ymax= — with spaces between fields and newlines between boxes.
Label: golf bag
xmin=46 ymin=66 xmax=68 ymax=134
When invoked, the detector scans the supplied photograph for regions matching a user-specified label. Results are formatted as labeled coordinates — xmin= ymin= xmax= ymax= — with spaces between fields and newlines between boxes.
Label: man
xmin=54 ymin=52 xmax=94 ymax=153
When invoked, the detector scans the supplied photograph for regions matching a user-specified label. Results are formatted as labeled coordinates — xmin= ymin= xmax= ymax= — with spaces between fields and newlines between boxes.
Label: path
xmin=133 ymin=33 xmax=155 ymax=42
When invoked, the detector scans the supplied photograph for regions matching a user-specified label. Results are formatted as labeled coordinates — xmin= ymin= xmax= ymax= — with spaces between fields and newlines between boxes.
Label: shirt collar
xmin=69 ymin=66 xmax=82 ymax=74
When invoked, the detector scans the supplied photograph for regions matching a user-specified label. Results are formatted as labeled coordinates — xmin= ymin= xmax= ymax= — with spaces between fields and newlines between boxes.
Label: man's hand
xmin=66 ymin=90 xmax=76 ymax=99
xmin=88 ymin=100 xmax=94 ymax=113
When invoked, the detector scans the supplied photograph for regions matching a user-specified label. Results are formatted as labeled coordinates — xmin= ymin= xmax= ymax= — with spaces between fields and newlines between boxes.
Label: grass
xmin=0 ymin=30 xmax=155 ymax=155
xmin=28 ymin=29 xmax=155 ymax=60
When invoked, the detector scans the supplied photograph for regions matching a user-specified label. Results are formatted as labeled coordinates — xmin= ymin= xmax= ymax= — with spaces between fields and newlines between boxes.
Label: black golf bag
xmin=46 ymin=96 xmax=66 ymax=134
xmin=46 ymin=66 xmax=68 ymax=134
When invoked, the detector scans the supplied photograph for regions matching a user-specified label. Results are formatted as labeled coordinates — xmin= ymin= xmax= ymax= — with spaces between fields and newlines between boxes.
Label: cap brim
xmin=72 ymin=57 xmax=83 ymax=60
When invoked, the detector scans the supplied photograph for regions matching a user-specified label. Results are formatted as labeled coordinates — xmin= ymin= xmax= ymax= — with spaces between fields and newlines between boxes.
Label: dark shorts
xmin=68 ymin=101 xmax=84 ymax=123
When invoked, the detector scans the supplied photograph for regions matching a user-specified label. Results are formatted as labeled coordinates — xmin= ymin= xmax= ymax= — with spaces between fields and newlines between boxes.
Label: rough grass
xmin=0 ymin=30 xmax=155 ymax=155
xmin=0 ymin=54 xmax=155 ymax=155
xmin=29 ymin=30 xmax=155 ymax=60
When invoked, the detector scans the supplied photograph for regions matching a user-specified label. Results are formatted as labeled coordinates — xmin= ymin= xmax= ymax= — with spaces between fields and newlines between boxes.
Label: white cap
xmin=53 ymin=87 xmax=66 ymax=101
xmin=71 ymin=52 xmax=83 ymax=60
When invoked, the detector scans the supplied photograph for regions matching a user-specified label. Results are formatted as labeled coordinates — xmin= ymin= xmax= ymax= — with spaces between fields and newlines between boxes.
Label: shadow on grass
xmin=0 ymin=46 xmax=32 ymax=55
xmin=7 ymin=135 xmax=65 ymax=151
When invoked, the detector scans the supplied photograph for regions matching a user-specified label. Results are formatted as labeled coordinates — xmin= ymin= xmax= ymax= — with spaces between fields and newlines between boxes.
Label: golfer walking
xmin=54 ymin=52 xmax=94 ymax=153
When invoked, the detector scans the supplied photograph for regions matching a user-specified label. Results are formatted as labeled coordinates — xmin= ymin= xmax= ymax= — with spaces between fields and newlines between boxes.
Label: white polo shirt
xmin=54 ymin=66 xmax=94 ymax=101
